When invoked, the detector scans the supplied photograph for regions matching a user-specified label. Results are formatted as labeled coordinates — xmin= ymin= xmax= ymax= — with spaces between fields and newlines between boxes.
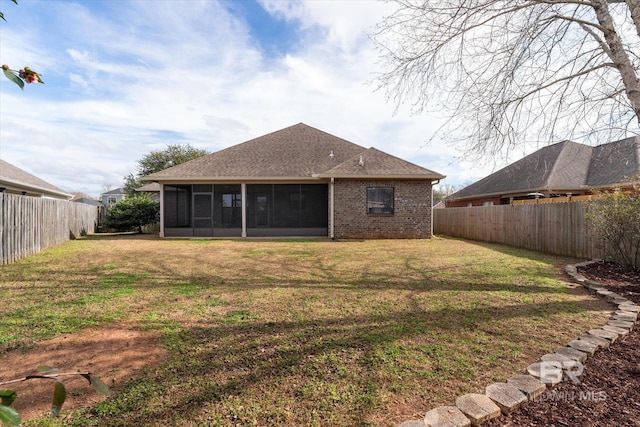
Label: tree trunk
xmin=593 ymin=0 xmax=640 ymax=124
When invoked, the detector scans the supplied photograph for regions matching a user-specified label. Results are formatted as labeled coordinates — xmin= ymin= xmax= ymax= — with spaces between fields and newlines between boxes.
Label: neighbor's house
xmin=143 ymin=123 xmax=445 ymax=239
xmin=100 ymin=187 xmax=127 ymax=207
xmin=445 ymin=136 xmax=640 ymax=207
xmin=0 ymin=159 xmax=71 ymax=200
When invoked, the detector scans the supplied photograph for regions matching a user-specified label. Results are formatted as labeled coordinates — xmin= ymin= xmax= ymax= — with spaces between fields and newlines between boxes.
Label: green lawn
xmin=0 ymin=235 xmax=611 ymax=426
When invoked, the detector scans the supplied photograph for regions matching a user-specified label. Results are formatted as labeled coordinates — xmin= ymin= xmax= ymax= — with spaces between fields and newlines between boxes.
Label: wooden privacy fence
xmin=434 ymin=202 xmax=602 ymax=260
xmin=0 ymin=193 xmax=100 ymax=266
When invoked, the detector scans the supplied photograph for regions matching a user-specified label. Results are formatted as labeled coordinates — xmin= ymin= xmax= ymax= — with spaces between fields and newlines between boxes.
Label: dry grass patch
xmin=0 ymin=234 xmax=611 ymax=426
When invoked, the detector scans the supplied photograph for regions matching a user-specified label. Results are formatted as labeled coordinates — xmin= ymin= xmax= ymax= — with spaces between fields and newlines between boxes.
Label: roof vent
xmin=329 ymin=150 xmax=335 ymax=159
xmin=359 ymin=155 xmax=364 ymax=166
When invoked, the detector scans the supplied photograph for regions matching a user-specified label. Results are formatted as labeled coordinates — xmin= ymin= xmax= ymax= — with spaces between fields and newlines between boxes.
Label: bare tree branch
xmin=371 ymin=0 xmax=640 ymax=162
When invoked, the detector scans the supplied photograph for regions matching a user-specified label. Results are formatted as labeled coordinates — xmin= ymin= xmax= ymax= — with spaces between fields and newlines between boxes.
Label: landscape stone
xmin=608 ymin=320 xmax=634 ymax=331
xmin=602 ymin=325 xmax=629 ymax=337
xmin=541 ymin=353 xmax=573 ymax=366
xmin=507 ymin=375 xmax=546 ymax=400
xmin=568 ymin=339 xmax=597 ymax=355
xmin=455 ymin=394 xmax=501 ymax=426
xmin=615 ymin=311 xmax=638 ymax=322
xmin=579 ymin=334 xmax=610 ymax=348
xmin=618 ymin=304 xmax=640 ymax=313
xmin=596 ymin=289 xmax=614 ymax=298
xmin=555 ymin=346 xmax=588 ymax=362
xmin=564 ymin=265 xmax=577 ymax=275
xmin=526 ymin=362 xmax=562 ymax=385
xmin=398 ymin=420 xmax=427 ymax=427
xmin=588 ymin=328 xmax=619 ymax=343
xmin=571 ymin=274 xmax=586 ymax=283
xmin=613 ymin=297 xmax=629 ymax=305
xmin=485 ymin=382 xmax=527 ymax=414
xmin=423 ymin=406 xmax=471 ymax=427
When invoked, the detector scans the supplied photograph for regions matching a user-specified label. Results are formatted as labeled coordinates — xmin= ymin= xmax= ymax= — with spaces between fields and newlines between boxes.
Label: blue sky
xmin=1 ymin=0 xmax=489 ymax=197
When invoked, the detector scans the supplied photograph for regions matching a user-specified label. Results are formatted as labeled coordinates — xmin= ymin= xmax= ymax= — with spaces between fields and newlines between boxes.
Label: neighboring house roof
xmin=73 ymin=198 xmax=102 ymax=206
xmin=447 ymin=136 xmax=640 ymax=202
xmin=144 ymin=123 xmax=445 ymax=182
xmin=136 ymin=182 xmax=161 ymax=192
xmin=101 ymin=187 xmax=127 ymax=196
xmin=0 ymin=159 xmax=71 ymax=199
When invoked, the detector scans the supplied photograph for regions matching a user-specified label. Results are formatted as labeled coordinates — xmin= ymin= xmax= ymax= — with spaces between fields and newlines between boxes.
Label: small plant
xmin=587 ymin=176 xmax=640 ymax=269
xmin=0 ymin=366 xmax=110 ymax=426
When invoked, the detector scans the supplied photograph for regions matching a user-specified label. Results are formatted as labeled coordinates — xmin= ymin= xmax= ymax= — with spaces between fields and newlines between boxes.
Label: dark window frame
xmin=367 ymin=187 xmax=394 ymax=215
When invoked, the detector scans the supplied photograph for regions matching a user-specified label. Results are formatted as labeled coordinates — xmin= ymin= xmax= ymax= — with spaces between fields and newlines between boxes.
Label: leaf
xmin=2 ymin=69 xmax=24 ymax=90
xmin=0 ymin=390 xmax=17 ymax=407
xmin=0 ymin=405 xmax=21 ymax=427
xmin=90 ymin=375 xmax=111 ymax=397
xmin=51 ymin=381 xmax=66 ymax=418
xmin=37 ymin=365 xmax=59 ymax=374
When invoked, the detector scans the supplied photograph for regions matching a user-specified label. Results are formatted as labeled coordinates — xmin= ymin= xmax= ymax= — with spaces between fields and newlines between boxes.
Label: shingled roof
xmin=448 ymin=136 xmax=640 ymax=201
xmin=145 ymin=123 xmax=445 ymax=181
xmin=0 ymin=159 xmax=71 ymax=199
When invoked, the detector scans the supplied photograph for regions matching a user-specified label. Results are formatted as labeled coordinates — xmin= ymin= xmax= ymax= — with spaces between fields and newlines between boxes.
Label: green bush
xmin=105 ymin=195 xmax=159 ymax=233
xmin=587 ymin=178 xmax=640 ymax=269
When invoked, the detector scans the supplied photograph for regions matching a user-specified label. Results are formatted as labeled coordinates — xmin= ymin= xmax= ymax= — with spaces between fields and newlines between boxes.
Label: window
xmin=367 ymin=187 xmax=394 ymax=214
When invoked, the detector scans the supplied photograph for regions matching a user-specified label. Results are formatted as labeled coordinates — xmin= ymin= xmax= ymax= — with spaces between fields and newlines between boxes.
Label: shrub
xmin=587 ymin=177 xmax=640 ymax=269
xmin=104 ymin=195 xmax=159 ymax=233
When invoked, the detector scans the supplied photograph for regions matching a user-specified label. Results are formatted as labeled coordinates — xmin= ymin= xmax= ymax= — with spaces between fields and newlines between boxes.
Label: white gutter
xmin=330 ymin=177 xmax=335 ymax=240
xmin=159 ymin=184 xmax=165 ymax=237
xmin=0 ymin=178 xmax=72 ymax=199
xmin=241 ymin=183 xmax=247 ymax=238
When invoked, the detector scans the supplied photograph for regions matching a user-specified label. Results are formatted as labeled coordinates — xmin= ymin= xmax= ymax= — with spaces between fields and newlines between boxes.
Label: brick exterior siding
xmin=333 ymin=180 xmax=434 ymax=239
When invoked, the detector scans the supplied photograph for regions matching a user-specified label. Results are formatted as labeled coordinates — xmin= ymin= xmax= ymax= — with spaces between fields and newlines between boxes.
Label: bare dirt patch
xmin=0 ymin=324 xmax=166 ymax=422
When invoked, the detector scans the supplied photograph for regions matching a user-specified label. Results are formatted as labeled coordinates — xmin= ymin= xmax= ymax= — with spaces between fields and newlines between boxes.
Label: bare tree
xmin=372 ymin=0 xmax=640 ymax=161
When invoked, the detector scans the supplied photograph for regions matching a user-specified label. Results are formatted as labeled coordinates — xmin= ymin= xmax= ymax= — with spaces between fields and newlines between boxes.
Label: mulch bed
xmin=485 ymin=261 xmax=640 ymax=427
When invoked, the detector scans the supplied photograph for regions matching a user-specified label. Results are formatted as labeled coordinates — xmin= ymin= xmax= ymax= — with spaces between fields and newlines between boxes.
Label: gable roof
xmin=144 ymin=123 xmax=445 ymax=181
xmin=100 ymin=187 xmax=127 ymax=196
xmin=0 ymin=159 xmax=71 ymax=199
xmin=448 ymin=136 xmax=640 ymax=201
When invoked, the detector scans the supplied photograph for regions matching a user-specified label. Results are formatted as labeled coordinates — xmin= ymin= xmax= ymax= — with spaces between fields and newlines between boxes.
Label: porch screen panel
xmin=164 ymin=185 xmax=191 ymax=227
xmin=213 ymin=184 xmax=242 ymax=228
xmin=193 ymin=194 xmax=213 ymax=228
xmin=273 ymin=184 xmax=300 ymax=227
xmin=300 ymin=184 xmax=328 ymax=227
xmin=246 ymin=184 xmax=272 ymax=228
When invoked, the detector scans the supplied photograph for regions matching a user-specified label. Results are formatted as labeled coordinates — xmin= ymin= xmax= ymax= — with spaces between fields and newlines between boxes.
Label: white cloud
xmin=0 ymin=0 xmax=486 ymax=197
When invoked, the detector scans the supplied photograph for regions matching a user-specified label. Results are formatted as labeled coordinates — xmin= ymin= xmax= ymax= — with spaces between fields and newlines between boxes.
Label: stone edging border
xmin=397 ymin=259 xmax=639 ymax=427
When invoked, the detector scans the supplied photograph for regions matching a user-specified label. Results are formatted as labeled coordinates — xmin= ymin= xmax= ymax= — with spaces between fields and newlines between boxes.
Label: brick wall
xmin=333 ymin=180 xmax=434 ymax=239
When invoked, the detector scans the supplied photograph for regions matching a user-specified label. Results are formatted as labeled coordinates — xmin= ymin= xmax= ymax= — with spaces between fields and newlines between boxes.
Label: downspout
xmin=159 ymin=184 xmax=165 ymax=238
xmin=241 ymin=183 xmax=247 ymax=238
xmin=431 ymin=179 xmax=440 ymax=238
xmin=330 ymin=177 xmax=335 ymax=240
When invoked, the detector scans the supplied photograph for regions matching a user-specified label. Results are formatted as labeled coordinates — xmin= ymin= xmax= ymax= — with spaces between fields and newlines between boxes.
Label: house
xmin=0 ymin=159 xmax=71 ymax=199
xmin=445 ymin=136 xmax=640 ymax=207
xmin=100 ymin=187 xmax=127 ymax=207
xmin=143 ymin=123 xmax=445 ymax=239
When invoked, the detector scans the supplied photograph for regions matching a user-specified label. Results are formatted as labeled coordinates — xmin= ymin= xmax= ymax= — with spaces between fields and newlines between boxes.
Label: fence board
xmin=0 ymin=193 xmax=99 ymax=266
xmin=434 ymin=202 xmax=607 ymax=260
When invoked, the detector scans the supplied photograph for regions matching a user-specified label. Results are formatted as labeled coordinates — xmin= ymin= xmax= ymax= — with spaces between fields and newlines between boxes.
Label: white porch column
xmin=159 ymin=184 xmax=165 ymax=237
xmin=330 ymin=177 xmax=335 ymax=240
xmin=241 ymin=183 xmax=247 ymax=238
